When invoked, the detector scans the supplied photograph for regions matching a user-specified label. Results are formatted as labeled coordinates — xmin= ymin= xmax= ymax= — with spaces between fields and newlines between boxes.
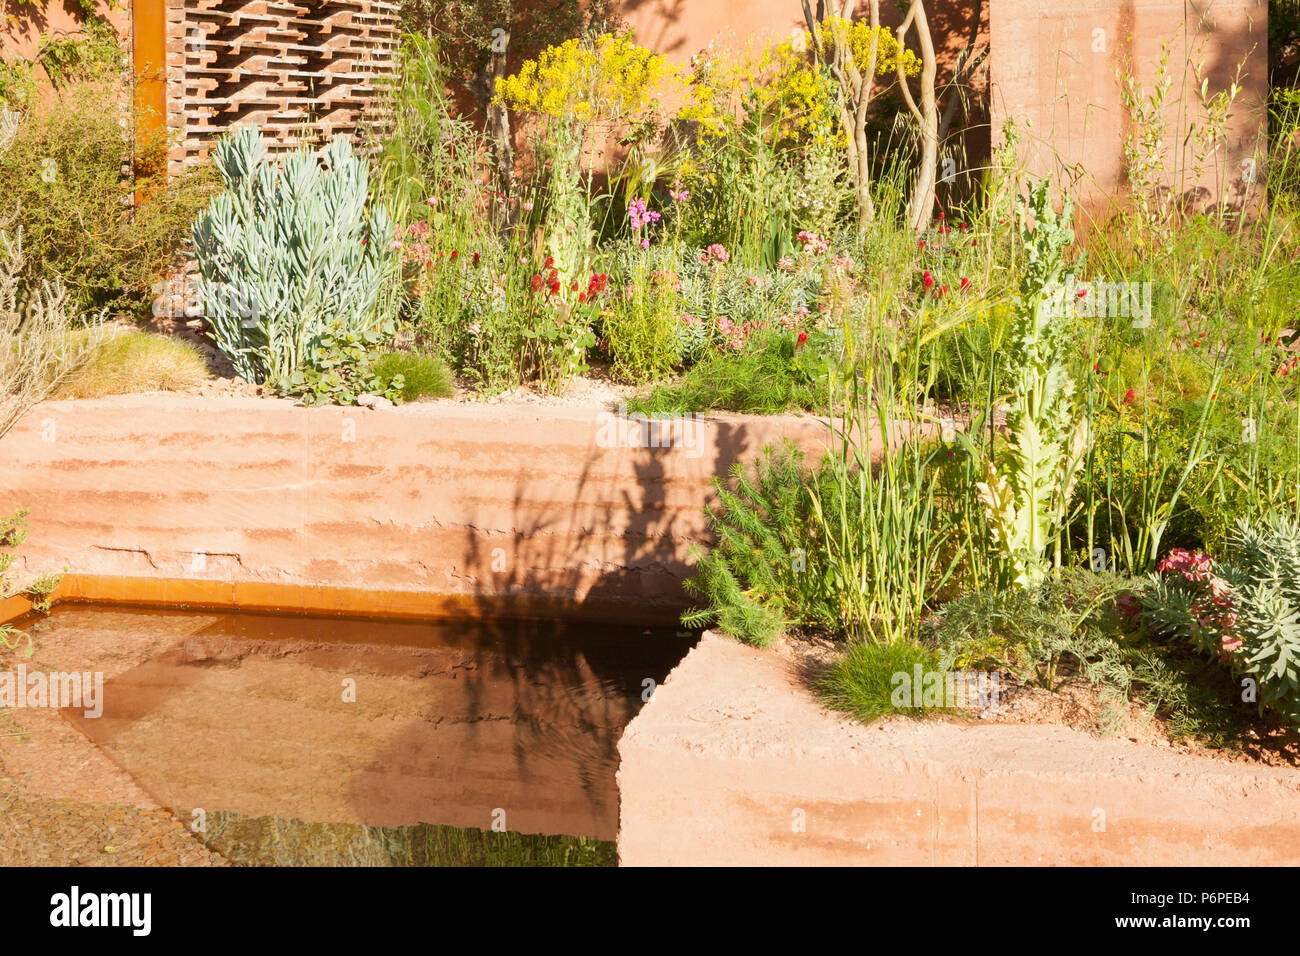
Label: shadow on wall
xmin=353 ymin=417 xmax=765 ymax=837
xmin=994 ymin=0 xmax=1268 ymax=223
xmin=0 ymin=0 xmax=122 ymax=64
xmin=456 ymin=414 xmax=758 ymax=622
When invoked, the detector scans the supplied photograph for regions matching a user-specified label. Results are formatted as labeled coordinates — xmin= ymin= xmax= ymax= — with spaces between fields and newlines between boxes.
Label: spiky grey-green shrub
xmin=191 ymin=126 xmax=396 ymax=383
xmin=1143 ymin=513 xmax=1300 ymax=725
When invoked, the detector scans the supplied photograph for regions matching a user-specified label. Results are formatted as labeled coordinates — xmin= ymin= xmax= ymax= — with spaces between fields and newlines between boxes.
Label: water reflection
xmin=56 ymin=605 xmax=695 ymax=846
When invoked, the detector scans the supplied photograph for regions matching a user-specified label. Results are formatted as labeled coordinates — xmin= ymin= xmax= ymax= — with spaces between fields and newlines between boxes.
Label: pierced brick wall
xmin=163 ymin=0 xmax=399 ymax=178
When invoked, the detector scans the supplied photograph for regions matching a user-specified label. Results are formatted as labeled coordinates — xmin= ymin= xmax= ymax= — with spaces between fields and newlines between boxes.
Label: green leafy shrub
xmin=965 ymin=179 xmax=1088 ymax=587
xmin=192 ymin=127 xmax=396 ymax=384
xmin=599 ymin=257 xmax=684 ymax=384
xmin=0 ymin=507 xmax=59 ymax=657
xmin=1142 ymin=514 xmax=1300 ymax=726
xmin=929 ymin=568 xmax=1239 ymax=741
xmin=274 ymin=325 xmax=405 ymax=407
xmin=681 ymin=443 xmax=837 ymax=646
xmin=930 ymin=569 xmax=1132 ymax=692
xmin=372 ymin=351 xmax=455 ymax=401
xmin=0 ymin=81 xmax=216 ymax=315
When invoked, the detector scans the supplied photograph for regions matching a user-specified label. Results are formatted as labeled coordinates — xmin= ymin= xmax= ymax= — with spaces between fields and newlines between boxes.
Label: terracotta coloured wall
xmin=988 ymin=0 xmax=1268 ymax=217
xmin=0 ymin=1 xmax=127 ymax=65
xmin=1 ymin=2 xmax=1271 ymax=215
xmin=0 ymin=396 xmax=837 ymax=624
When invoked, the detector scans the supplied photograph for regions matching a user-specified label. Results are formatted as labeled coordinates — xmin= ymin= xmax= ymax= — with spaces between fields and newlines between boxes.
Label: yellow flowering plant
xmin=494 ymin=32 xmax=692 ymax=299
xmin=758 ymin=19 xmax=918 ymax=149
xmin=493 ymin=31 xmax=684 ymax=129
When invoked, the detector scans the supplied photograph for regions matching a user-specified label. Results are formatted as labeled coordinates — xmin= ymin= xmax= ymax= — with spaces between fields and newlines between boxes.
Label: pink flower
xmin=1157 ymin=548 xmax=1214 ymax=578
xmin=715 ymin=315 xmax=745 ymax=349
xmin=669 ymin=186 xmax=690 ymax=203
xmin=830 ymin=255 xmax=853 ymax=270
xmin=701 ymin=243 xmax=729 ymax=264
xmin=777 ymin=255 xmax=795 ymax=272
xmin=796 ymin=230 xmax=829 ymax=255
xmin=627 ymin=198 xmax=661 ymax=231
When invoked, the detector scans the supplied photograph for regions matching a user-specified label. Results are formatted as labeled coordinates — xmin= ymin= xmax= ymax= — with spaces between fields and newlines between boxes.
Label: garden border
xmin=617 ymin=631 xmax=1300 ymax=866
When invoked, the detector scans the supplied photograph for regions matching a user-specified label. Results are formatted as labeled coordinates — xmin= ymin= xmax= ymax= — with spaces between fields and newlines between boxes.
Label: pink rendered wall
xmin=989 ymin=0 xmax=1268 ymax=217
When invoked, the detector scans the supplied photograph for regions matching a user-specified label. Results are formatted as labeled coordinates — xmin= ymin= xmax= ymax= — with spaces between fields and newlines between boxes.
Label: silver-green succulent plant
xmin=191 ymin=126 xmax=396 ymax=383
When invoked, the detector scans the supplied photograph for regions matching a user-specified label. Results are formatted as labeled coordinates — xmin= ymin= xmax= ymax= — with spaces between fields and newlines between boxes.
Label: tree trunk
xmin=804 ymin=0 xmax=880 ymax=230
xmin=897 ymin=0 xmax=938 ymax=232
xmin=472 ymin=32 xmax=515 ymax=226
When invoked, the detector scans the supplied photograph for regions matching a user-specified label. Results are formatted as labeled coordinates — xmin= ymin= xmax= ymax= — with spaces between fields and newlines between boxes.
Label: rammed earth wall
xmin=618 ymin=631 xmax=1300 ymax=866
xmin=0 ymin=395 xmax=835 ymax=622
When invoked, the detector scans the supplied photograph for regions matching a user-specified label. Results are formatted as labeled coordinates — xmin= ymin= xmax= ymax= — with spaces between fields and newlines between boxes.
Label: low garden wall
xmin=0 ymin=394 xmax=832 ymax=622
xmin=617 ymin=632 xmax=1300 ymax=866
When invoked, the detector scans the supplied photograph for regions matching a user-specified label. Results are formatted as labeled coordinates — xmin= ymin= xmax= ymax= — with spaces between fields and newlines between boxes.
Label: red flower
xmin=531 ymin=274 xmax=543 ymax=292
xmin=960 ymin=277 xmax=971 ymax=292
xmin=549 ymin=279 xmax=561 ymax=295
xmin=1123 ymin=388 xmax=1135 ymax=405
xmin=918 ymin=240 xmax=927 ymax=250
xmin=796 ymin=330 xmax=808 ymax=348
xmin=472 ymin=252 xmax=480 ymax=265
xmin=922 ymin=270 xmax=935 ymax=290
xmin=936 ymin=284 xmax=948 ymax=298
xmin=450 ymin=249 xmax=459 ymax=262
xmin=544 ymin=256 xmax=554 ymax=269
xmin=578 ymin=292 xmax=587 ymax=303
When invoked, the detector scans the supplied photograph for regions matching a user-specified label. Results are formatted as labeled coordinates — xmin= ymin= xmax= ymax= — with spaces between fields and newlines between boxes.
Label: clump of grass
xmin=821 ymin=642 xmax=946 ymax=724
xmin=52 ymin=329 xmax=210 ymax=399
xmin=372 ymin=351 xmax=456 ymax=401
xmin=627 ymin=332 xmax=829 ymax=416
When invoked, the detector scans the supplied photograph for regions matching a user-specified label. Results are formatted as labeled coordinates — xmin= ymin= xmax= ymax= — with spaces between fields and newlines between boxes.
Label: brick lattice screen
xmin=163 ymin=0 xmax=399 ymax=178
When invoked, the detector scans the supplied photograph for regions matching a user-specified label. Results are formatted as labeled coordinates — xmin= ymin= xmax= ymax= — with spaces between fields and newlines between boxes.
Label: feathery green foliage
xmin=681 ymin=442 xmax=825 ymax=646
